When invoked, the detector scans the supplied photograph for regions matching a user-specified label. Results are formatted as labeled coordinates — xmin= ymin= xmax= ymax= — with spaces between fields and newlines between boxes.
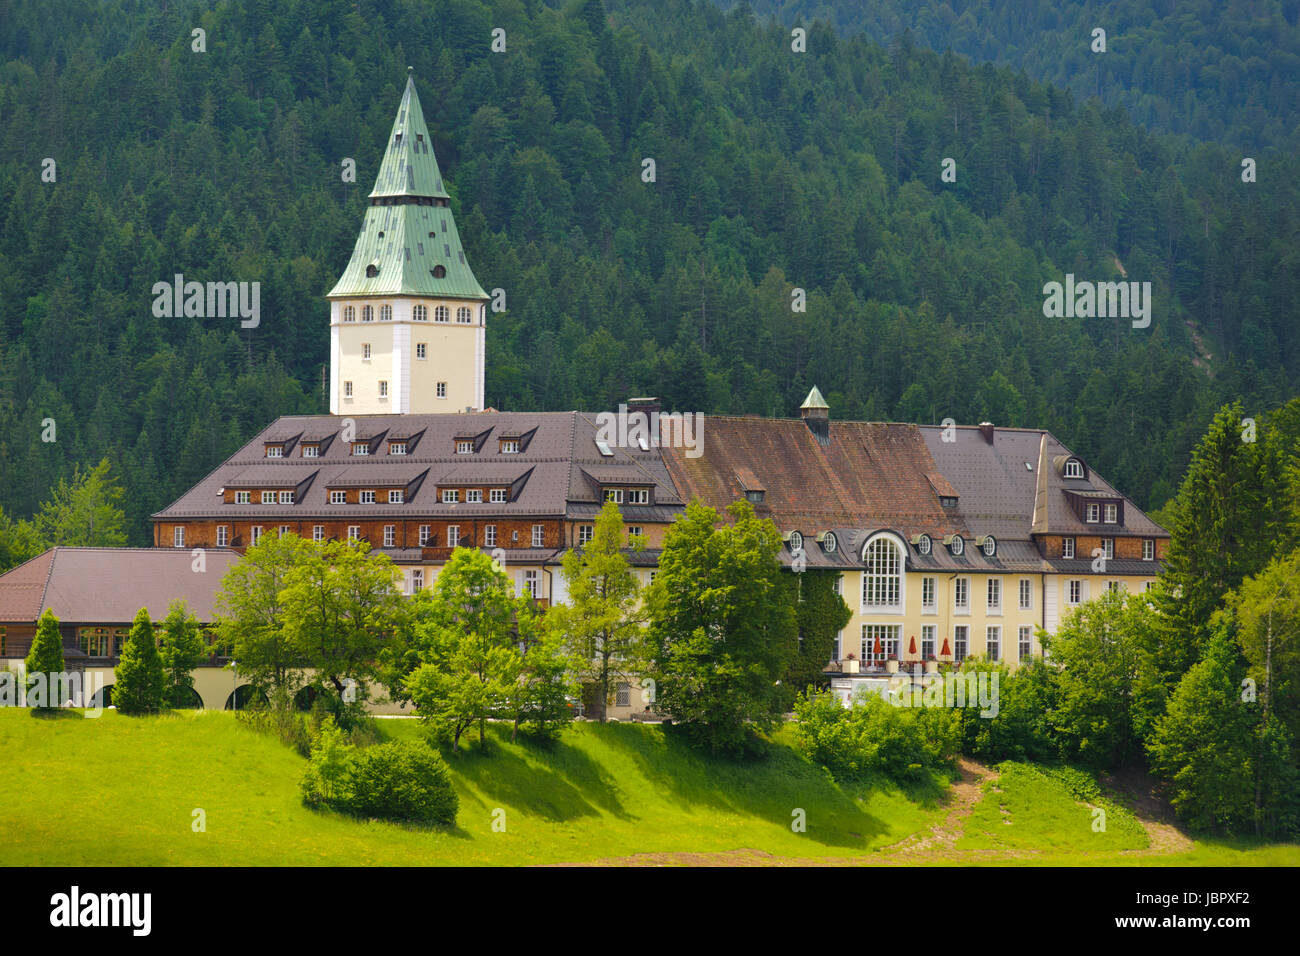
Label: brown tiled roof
xmin=0 ymin=548 xmax=241 ymax=624
xmin=152 ymin=411 xmax=684 ymax=523
xmin=661 ymin=416 xmax=964 ymax=539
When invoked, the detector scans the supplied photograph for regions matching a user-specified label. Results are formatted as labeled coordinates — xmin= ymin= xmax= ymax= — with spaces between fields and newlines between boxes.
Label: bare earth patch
xmin=549 ymin=759 xmax=1195 ymax=866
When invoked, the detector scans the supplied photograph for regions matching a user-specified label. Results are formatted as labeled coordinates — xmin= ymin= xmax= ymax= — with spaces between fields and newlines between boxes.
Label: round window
xmin=822 ymin=532 xmax=837 ymax=553
xmin=917 ymin=534 xmax=931 ymax=555
xmin=981 ymin=536 xmax=996 ymax=557
xmin=950 ymin=535 xmax=964 ymax=556
xmin=789 ymin=531 xmax=804 ymax=552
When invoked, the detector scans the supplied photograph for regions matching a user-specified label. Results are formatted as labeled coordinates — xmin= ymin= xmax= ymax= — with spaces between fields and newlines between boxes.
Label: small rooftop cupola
xmin=801 ymin=386 xmax=830 ymax=445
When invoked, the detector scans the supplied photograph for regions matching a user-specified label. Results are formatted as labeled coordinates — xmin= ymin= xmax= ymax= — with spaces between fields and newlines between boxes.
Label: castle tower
xmin=327 ymin=69 xmax=489 ymax=414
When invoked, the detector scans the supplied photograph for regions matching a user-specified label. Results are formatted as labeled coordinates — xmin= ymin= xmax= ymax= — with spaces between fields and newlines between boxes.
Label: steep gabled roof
xmin=328 ymin=70 xmax=487 ymax=301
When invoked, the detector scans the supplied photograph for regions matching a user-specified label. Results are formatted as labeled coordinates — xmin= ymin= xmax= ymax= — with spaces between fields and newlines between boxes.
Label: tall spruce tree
xmin=114 ymin=608 xmax=166 ymax=714
xmin=24 ymin=608 xmax=65 ymax=711
xmin=159 ymin=600 xmax=205 ymax=708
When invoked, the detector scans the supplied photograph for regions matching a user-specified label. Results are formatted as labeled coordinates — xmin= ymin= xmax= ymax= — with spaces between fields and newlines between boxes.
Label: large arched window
xmin=862 ymin=536 xmax=903 ymax=610
xmin=413 ymin=305 xmax=427 ymax=322
xmin=456 ymin=306 xmax=472 ymax=324
xmin=343 ymin=306 xmax=355 ymax=323
xmin=380 ymin=304 xmax=393 ymax=321
xmin=362 ymin=305 xmax=374 ymax=322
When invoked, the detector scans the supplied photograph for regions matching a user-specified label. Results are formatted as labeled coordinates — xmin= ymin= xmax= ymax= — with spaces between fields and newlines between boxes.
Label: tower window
xmin=436 ymin=382 xmax=447 ymax=398
xmin=413 ymin=305 xmax=427 ymax=321
xmin=343 ymin=306 xmax=355 ymax=323
xmin=379 ymin=380 xmax=388 ymax=398
xmin=365 ymin=265 xmax=378 ymax=278
xmin=432 ymin=265 xmax=446 ymax=278
xmin=416 ymin=343 xmax=427 ymax=359
xmin=362 ymin=343 xmax=371 ymax=360
xmin=457 ymin=307 xmax=471 ymax=323
xmin=344 ymin=381 xmax=353 ymax=398
xmin=434 ymin=306 xmax=449 ymax=323
xmin=444 ymin=244 xmax=451 ymax=257
xmin=380 ymin=305 xmax=393 ymax=321
xmin=362 ymin=306 xmax=373 ymax=322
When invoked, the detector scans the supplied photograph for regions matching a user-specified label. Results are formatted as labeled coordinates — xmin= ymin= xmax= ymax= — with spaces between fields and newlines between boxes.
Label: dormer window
xmin=745 ymin=490 xmax=765 ymax=505
xmin=455 ymin=440 xmax=473 ymax=454
xmin=788 ymin=531 xmax=804 ymax=552
xmin=302 ymin=444 xmax=319 ymax=458
xmin=1064 ymin=458 xmax=1084 ymax=479
xmin=912 ymin=534 xmax=932 ymax=555
xmin=628 ymin=488 xmax=650 ymax=505
xmin=501 ymin=439 xmax=520 ymax=454
xmin=389 ymin=490 xmax=404 ymax=503
xmin=442 ymin=489 xmax=459 ymax=503
xmin=466 ymin=490 xmax=482 ymax=503
xmin=352 ymin=442 xmax=370 ymax=457
xmin=360 ymin=491 xmax=376 ymax=504
xmin=980 ymin=536 xmax=997 ymax=557
xmin=605 ymin=489 xmax=624 ymax=504
xmin=490 ymin=488 xmax=508 ymax=503
xmin=940 ymin=496 xmax=958 ymax=509
xmin=1086 ymin=503 xmax=1100 ymax=523
xmin=265 ymin=445 xmax=283 ymax=458
xmin=389 ymin=441 xmax=406 ymax=456
xmin=820 ymin=532 xmax=838 ymax=554
xmin=947 ymin=535 xmax=964 ymax=556
xmin=1103 ymin=503 xmax=1117 ymax=524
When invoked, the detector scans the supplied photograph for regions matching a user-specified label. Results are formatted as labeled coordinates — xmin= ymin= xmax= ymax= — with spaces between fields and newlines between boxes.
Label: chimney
xmin=978 ymin=422 xmax=995 ymax=444
xmin=626 ymin=396 xmax=662 ymax=418
xmin=800 ymin=386 xmax=830 ymax=445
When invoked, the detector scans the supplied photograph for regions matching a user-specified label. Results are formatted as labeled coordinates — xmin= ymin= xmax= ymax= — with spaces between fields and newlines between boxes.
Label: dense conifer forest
xmin=0 ymin=0 xmax=1297 ymax=547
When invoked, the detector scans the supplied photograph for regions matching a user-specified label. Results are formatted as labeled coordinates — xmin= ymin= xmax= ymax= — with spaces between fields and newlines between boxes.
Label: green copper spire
xmin=328 ymin=69 xmax=488 ymax=300
xmin=801 ymin=385 xmax=829 ymax=410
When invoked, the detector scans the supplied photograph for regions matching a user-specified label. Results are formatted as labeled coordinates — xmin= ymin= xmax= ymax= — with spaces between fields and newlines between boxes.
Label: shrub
xmin=300 ymin=725 xmax=458 ymax=827
xmin=793 ymin=689 xmax=958 ymax=781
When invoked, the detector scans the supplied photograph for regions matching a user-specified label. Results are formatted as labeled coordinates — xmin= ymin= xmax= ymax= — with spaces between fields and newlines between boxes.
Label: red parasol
xmin=940 ymin=637 xmax=951 ymax=656
xmin=908 ymin=635 xmax=917 ymax=655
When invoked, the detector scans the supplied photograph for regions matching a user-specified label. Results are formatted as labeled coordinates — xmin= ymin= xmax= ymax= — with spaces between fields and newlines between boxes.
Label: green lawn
xmin=0 ymin=709 xmax=945 ymax=865
xmin=1 ymin=709 xmax=1296 ymax=866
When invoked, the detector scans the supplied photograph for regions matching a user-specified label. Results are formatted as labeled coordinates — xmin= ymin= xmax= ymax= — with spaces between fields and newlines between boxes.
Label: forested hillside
xmin=728 ymin=0 xmax=1300 ymax=150
xmin=0 ymin=0 xmax=1297 ymax=548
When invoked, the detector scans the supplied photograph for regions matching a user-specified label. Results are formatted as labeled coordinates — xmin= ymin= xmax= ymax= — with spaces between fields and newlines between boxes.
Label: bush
xmin=300 ymin=722 xmax=458 ymax=826
xmin=793 ymin=689 xmax=958 ymax=781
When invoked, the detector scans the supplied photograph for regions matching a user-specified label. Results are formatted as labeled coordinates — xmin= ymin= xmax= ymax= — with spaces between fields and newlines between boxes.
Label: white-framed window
xmin=343 ymin=306 xmax=355 ymax=323
xmin=279 ymin=525 xmax=290 ymax=536
xmin=235 ymin=491 xmax=251 ymax=503
xmin=411 ymin=568 xmax=425 ymax=592
xmin=922 ymin=576 xmax=936 ymax=612
xmin=344 ymin=381 xmax=353 ymax=398
xmin=378 ymin=380 xmax=388 ymax=399
xmin=490 ymin=488 xmax=507 ymax=503
xmin=352 ymin=442 xmax=369 ymax=456
xmin=628 ymin=526 xmax=643 ymax=538
xmin=578 ymin=525 xmax=594 ymax=545
xmin=436 ymin=382 xmax=447 ymax=398
xmin=915 ymin=534 xmax=931 ymax=555
xmin=954 ymin=625 xmax=968 ymax=661
xmin=313 ymin=525 xmax=324 ymax=542
xmin=347 ymin=526 xmax=360 ymax=541
xmin=1102 ymin=538 xmax=1114 ymax=559
xmin=362 ymin=343 xmax=371 ymax=360
xmin=416 ymin=343 xmax=426 ymax=359
xmin=389 ymin=490 xmax=404 ymax=503
xmin=987 ymin=578 xmax=1001 ymax=613
xmin=418 ymin=525 xmax=431 ymax=546
xmin=523 ymin=569 xmax=540 ymax=598
xmin=389 ymin=442 xmax=406 ymax=456
xmin=456 ymin=440 xmax=473 ymax=454
xmin=1064 ymin=458 xmax=1083 ymax=478
xmin=261 ymin=491 xmax=276 ymax=504
xmin=986 ymin=626 xmax=1001 ymax=661
xmin=532 ymin=524 xmax=544 ymax=548
xmin=1019 ymin=578 xmax=1032 ymax=610
xmin=442 ymin=489 xmax=459 ymax=503
xmin=302 ymin=444 xmax=319 ymax=458
xmin=862 ymin=537 xmax=902 ymax=610
xmin=485 ymin=525 xmax=497 ymax=547
xmin=362 ymin=305 xmax=373 ymax=322
xmin=1108 ymin=580 xmax=1123 ymax=594
xmin=1068 ymin=579 xmax=1083 ymax=604
xmin=954 ymin=576 xmax=969 ymax=613
xmin=380 ymin=304 xmax=392 ymax=322
xmin=279 ymin=491 xmax=293 ymax=504
xmin=457 ymin=306 xmax=472 ymax=323
xmin=384 ymin=525 xmax=395 ymax=547
xmin=861 ymin=624 xmax=901 ymax=664
xmin=447 ymin=525 xmax=460 ymax=546
xmin=1104 ymin=503 xmax=1117 ymax=524
xmin=434 ymin=306 xmax=449 ymax=323
xmin=604 ymin=488 xmax=624 ymax=503
xmin=330 ymin=490 xmax=346 ymax=504
xmin=501 ymin=439 xmax=519 ymax=454
xmin=251 ymin=526 xmax=263 ymax=545
xmin=1018 ymin=626 xmax=1033 ymax=662
xmin=360 ymin=490 xmax=376 ymax=504
xmin=921 ymin=624 xmax=936 ymax=659
xmin=629 ymin=488 xmax=650 ymax=505
xmin=173 ymin=526 xmax=185 ymax=547
xmin=216 ymin=525 xmax=228 ymax=547
xmin=1087 ymin=503 xmax=1100 ymax=523
xmin=265 ymin=445 xmax=282 ymax=458
xmin=1063 ymin=537 xmax=1075 ymax=559
xmin=466 ymin=490 xmax=482 ymax=502
xmin=413 ymin=305 xmax=427 ymax=322
xmin=1143 ymin=538 xmax=1154 ymax=561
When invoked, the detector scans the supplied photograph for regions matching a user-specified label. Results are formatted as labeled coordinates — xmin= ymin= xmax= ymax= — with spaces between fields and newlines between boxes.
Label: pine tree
xmin=24 ymin=608 xmax=65 ymax=711
xmin=159 ymin=600 xmax=205 ymax=708
xmin=114 ymin=608 xmax=165 ymax=715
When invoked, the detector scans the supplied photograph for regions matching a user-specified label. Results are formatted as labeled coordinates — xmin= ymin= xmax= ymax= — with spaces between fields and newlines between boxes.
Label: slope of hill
xmin=724 ymin=0 xmax=1300 ymax=151
xmin=0 ymin=0 xmax=1296 ymax=542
